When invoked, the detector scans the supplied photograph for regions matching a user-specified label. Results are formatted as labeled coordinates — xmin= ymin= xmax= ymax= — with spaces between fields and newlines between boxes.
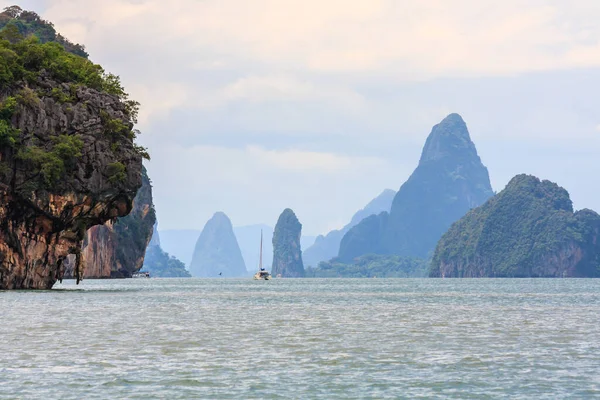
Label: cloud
xmin=21 ymin=0 xmax=600 ymax=122
xmin=206 ymin=75 xmax=365 ymax=110
xmin=145 ymin=144 xmax=395 ymax=234
xmin=2 ymin=0 xmax=599 ymax=231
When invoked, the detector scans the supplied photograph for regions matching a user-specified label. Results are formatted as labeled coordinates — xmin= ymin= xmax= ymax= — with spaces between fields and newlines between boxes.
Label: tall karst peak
xmin=419 ymin=113 xmax=478 ymax=164
xmin=211 ymin=211 xmax=231 ymax=224
xmin=189 ymin=212 xmax=247 ymax=278
xmin=339 ymin=113 xmax=493 ymax=261
xmin=272 ymin=208 xmax=305 ymax=278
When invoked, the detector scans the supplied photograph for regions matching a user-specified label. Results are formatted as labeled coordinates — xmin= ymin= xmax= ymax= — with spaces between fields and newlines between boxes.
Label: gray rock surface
xmin=339 ymin=113 xmax=493 ymax=261
xmin=272 ymin=209 xmax=305 ymax=278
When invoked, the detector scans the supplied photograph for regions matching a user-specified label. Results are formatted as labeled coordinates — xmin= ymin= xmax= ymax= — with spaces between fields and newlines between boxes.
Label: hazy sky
xmin=5 ymin=0 xmax=599 ymax=235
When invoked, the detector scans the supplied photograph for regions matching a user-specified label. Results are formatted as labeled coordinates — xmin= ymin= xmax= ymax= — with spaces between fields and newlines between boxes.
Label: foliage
xmin=0 ymin=6 xmax=88 ymax=57
xmin=106 ymin=161 xmax=126 ymax=183
xmin=430 ymin=174 xmax=600 ymax=277
xmin=17 ymin=134 xmax=82 ymax=185
xmin=0 ymin=6 xmax=148 ymax=161
xmin=143 ymin=245 xmax=191 ymax=278
xmin=0 ymin=96 xmax=18 ymax=147
xmin=306 ymin=254 xmax=429 ymax=278
xmin=0 ymin=95 xmax=16 ymax=119
xmin=133 ymin=144 xmax=150 ymax=161
xmin=0 ymin=119 xmax=19 ymax=147
xmin=0 ymin=10 xmax=138 ymax=122
xmin=15 ymin=86 xmax=40 ymax=107
xmin=50 ymin=87 xmax=74 ymax=103
xmin=100 ymin=110 xmax=132 ymax=140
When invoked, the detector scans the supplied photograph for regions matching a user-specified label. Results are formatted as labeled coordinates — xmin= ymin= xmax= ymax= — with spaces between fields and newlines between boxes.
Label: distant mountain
xmin=339 ymin=113 xmax=494 ymax=261
xmin=430 ymin=175 xmax=600 ymax=278
xmin=189 ymin=212 xmax=247 ymax=277
xmin=303 ymin=189 xmax=396 ymax=268
xmin=272 ymin=209 xmax=305 ymax=278
xmin=235 ymin=224 xmax=315 ymax=272
xmin=143 ymin=245 xmax=191 ymax=278
xmin=158 ymin=229 xmax=200 ymax=267
xmin=143 ymin=228 xmax=191 ymax=278
xmin=306 ymin=255 xmax=428 ymax=278
xmin=161 ymin=225 xmax=315 ymax=272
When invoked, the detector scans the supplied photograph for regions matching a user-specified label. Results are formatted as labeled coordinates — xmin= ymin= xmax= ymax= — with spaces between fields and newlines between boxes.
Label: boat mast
xmin=259 ymin=229 xmax=263 ymax=271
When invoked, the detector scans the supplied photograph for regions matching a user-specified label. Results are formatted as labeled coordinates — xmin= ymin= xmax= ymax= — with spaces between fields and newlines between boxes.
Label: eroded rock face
xmin=272 ymin=208 xmax=305 ymax=278
xmin=63 ymin=168 xmax=155 ymax=279
xmin=0 ymin=75 xmax=142 ymax=289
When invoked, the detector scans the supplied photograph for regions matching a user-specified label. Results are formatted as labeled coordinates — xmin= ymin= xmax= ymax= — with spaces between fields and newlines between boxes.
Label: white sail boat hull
xmin=253 ymin=271 xmax=271 ymax=280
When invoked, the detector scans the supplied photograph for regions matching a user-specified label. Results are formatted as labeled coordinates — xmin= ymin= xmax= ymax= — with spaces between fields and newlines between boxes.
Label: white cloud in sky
xmin=207 ymin=75 xmax=366 ymax=111
xmin=21 ymin=0 xmax=599 ymax=125
xmin=43 ymin=0 xmax=600 ymax=75
xmin=2 ymin=0 xmax=599 ymax=233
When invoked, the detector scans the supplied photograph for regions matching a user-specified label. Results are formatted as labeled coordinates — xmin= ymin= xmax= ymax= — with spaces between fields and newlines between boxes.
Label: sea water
xmin=1 ymin=278 xmax=599 ymax=399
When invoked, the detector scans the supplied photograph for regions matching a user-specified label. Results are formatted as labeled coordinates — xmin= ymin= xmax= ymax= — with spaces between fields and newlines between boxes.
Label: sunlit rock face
xmin=0 ymin=77 xmax=142 ymax=290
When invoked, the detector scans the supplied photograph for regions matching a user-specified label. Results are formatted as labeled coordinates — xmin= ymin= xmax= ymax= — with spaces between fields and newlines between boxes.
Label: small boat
xmin=132 ymin=271 xmax=150 ymax=278
xmin=253 ymin=229 xmax=271 ymax=280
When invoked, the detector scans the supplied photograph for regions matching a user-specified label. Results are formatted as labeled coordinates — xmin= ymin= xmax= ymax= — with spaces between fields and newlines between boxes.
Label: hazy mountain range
xmin=160 ymin=225 xmax=316 ymax=271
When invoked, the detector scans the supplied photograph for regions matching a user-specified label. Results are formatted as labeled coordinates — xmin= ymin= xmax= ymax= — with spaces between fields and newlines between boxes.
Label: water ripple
xmin=1 ymin=278 xmax=599 ymax=399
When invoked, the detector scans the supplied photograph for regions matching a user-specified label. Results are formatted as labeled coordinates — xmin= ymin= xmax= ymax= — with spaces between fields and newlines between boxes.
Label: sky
xmin=4 ymin=0 xmax=599 ymax=235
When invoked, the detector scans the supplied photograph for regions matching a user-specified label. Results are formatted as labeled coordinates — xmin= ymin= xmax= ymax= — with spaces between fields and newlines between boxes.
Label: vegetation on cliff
xmin=272 ymin=208 xmax=305 ymax=278
xmin=143 ymin=245 xmax=191 ymax=278
xmin=430 ymin=175 xmax=600 ymax=278
xmin=0 ymin=5 xmax=87 ymax=57
xmin=339 ymin=114 xmax=493 ymax=261
xmin=0 ymin=6 xmax=148 ymax=180
xmin=0 ymin=7 xmax=145 ymax=289
xmin=306 ymin=255 xmax=428 ymax=278
xmin=189 ymin=212 xmax=247 ymax=278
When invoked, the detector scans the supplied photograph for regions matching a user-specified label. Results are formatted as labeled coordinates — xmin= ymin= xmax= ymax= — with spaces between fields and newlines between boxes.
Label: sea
xmin=1 ymin=278 xmax=599 ymax=399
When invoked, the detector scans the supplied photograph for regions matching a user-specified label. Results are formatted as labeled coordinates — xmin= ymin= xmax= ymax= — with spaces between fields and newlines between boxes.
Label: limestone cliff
xmin=64 ymin=167 xmax=155 ymax=278
xmin=272 ymin=208 xmax=305 ymax=278
xmin=189 ymin=212 xmax=247 ymax=277
xmin=430 ymin=175 xmax=600 ymax=278
xmin=339 ymin=114 xmax=493 ymax=261
xmin=0 ymin=11 xmax=145 ymax=289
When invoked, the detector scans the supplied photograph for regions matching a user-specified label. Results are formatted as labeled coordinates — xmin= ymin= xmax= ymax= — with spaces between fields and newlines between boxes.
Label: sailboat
xmin=253 ymin=229 xmax=271 ymax=280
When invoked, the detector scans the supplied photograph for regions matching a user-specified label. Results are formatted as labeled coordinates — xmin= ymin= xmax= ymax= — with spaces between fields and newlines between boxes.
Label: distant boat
xmin=253 ymin=229 xmax=271 ymax=280
xmin=132 ymin=271 xmax=150 ymax=278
